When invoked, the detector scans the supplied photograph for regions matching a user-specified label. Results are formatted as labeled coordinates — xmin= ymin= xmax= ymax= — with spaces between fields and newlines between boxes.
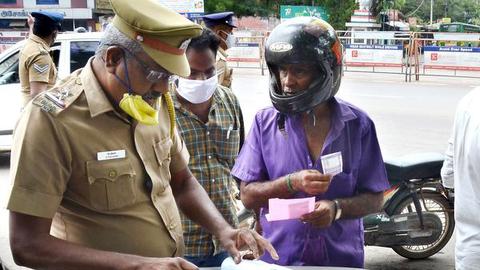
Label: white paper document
xmin=320 ymin=151 xmax=343 ymax=176
xmin=221 ymin=257 xmax=292 ymax=270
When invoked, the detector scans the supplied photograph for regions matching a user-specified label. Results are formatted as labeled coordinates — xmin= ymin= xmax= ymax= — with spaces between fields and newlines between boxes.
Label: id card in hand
xmin=320 ymin=151 xmax=343 ymax=176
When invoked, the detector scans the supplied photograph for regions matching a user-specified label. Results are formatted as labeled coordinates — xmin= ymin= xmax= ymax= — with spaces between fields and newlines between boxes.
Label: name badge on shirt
xmin=321 ymin=151 xmax=343 ymax=176
xmin=97 ymin=150 xmax=126 ymax=161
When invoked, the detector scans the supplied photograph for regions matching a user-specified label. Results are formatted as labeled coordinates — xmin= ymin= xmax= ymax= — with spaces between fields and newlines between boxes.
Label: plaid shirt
xmin=172 ymin=85 xmax=243 ymax=257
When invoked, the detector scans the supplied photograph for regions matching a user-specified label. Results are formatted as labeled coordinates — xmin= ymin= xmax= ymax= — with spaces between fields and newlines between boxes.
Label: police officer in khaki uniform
xmin=19 ymin=11 xmax=63 ymax=107
xmin=7 ymin=0 xmax=278 ymax=269
xmin=202 ymin=12 xmax=236 ymax=88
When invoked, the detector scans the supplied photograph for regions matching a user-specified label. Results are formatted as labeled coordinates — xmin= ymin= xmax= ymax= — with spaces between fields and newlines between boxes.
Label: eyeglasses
xmin=104 ymin=43 xmax=172 ymax=83
xmin=122 ymin=48 xmax=172 ymax=83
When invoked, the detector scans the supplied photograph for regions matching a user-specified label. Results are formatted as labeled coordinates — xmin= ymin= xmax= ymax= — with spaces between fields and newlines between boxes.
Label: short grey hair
xmin=95 ymin=24 xmax=144 ymax=57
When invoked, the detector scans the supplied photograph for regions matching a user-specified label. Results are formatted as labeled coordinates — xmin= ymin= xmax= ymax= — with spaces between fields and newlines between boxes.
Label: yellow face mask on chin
xmin=119 ymin=93 xmax=159 ymax=125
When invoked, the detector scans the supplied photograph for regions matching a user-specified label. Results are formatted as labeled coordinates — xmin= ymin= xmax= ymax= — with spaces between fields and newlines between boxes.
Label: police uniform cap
xmin=203 ymin=12 xmax=237 ymax=28
xmin=110 ymin=0 xmax=203 ymax=77
xmin=31 ymin=11 xmax=64 ymax=29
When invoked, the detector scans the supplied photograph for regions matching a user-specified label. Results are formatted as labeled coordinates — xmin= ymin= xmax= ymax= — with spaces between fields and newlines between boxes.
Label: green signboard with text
xmin=280 ymin=5 xmax=328 ymax=21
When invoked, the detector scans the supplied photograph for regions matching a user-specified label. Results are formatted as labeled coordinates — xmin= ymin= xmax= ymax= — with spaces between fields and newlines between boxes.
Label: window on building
xmin=36 ymin=0 xmax=59 ymax=4
xmin=70 ymin=41 xmax=99 ymax=72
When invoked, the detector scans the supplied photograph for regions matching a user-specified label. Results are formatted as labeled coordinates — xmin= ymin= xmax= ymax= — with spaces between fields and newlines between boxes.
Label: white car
xmin=0 ymin=32 xmax=103 ymax=152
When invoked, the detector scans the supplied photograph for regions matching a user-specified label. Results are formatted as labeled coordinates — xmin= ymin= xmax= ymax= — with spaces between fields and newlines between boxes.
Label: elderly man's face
xmin=118 ymin=48 xmax=171 ymax=104
xmin=278 ymin=63 xmax=316 ymax=95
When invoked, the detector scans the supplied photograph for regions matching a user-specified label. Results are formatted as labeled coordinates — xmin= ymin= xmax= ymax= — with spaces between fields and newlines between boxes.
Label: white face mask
xmin=177 ymin=75 xmax=218 ymax=104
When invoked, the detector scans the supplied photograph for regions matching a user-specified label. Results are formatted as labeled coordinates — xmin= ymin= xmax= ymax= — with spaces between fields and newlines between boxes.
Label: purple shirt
xmin=231 ymin=98 xmax=389 ymax=267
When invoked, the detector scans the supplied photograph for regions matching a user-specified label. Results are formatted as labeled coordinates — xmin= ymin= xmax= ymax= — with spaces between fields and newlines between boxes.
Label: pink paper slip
xmin=265 ymin=197 xmax=315 ymax=221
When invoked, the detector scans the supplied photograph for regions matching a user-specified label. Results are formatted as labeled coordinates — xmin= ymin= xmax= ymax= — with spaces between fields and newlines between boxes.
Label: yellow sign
xmin=96 ymin=0 xmax=112 ymax=10
xmin=442 ymin=17 xmax=452 ymax=24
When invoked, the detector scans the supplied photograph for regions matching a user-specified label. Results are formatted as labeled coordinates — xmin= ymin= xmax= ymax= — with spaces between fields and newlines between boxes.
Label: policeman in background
xmin=202 ymin=11 xmax=236 ymax=88
xmin=19 ymin=11 xmax=63 ymax=107
xmin=8 ymin=0 xmax=277 ymax=269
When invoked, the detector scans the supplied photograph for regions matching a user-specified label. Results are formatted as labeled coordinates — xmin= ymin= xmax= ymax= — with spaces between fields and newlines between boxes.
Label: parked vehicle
xmin=0 ymin=32 xmax=102 ymax=153
xmin=364 ymin=152 xmax=454 ymax=259
xmin=237 ymin=152 xmax=454 ymax=260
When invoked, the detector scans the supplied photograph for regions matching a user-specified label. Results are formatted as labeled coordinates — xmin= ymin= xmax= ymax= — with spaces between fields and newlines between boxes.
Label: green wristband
xmin=286 ymin=173 xmax=296 ymax=193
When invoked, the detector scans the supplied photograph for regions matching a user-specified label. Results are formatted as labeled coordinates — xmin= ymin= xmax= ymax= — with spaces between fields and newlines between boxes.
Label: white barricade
xmin=227 ymin=42 xmax=261 ymax=63
xmin=423 ymin=46 xmax=480 ymax=71
xmin=345 ymin=44 xmax=404 ymax=67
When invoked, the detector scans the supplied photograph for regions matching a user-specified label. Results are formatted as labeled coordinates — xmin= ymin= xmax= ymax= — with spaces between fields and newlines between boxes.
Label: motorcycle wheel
xmin=391 ymin=192 xmax=455 ymax=259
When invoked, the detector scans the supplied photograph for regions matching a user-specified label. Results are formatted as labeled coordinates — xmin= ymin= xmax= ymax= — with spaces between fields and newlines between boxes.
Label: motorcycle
xmin=237 ymin=152 xmax=455 ymax=260
xmin=364 ymin=152 xmax=454 ymax=259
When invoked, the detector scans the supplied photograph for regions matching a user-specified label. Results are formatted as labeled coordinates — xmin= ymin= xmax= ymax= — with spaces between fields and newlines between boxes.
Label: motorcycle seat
xmin=384 ymin=153 xmax=444 ymax=184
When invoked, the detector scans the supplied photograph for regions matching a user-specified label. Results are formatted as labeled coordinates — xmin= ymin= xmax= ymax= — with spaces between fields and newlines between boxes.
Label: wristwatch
xmin=333 ymin=199 xmax=342 ymax=221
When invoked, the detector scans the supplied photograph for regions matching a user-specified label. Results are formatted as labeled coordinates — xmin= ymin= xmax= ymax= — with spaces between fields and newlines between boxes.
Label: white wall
xmin=87 ymin=0 xmax=95 ymax=9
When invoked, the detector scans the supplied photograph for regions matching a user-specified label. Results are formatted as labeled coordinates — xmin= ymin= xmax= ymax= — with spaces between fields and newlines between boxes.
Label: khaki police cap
xmin=110 ymin=0 xmax=202 ymax=77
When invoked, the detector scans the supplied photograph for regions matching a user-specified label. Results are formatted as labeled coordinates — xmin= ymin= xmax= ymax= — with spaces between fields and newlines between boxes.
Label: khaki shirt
xmin=216 ymin=48 xmax=232 ymax=88
xmin=19 ymin=34 xmax=57 ymax=106
xmin=8 ymin=58 xmax=190 ymax=257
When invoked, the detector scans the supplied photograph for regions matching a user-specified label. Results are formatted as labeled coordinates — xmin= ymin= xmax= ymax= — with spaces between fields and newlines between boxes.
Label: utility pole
xmin=444 ymin=0 xmax=448 ymax=18
xmin=430 ymin=0 xmax=434 ymax=25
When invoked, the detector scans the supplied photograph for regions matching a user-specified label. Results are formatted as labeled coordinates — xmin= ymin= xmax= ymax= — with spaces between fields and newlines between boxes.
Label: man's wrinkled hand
xmin=218 ymin=228 xmax=279 ymax=264
xmin=292 ymin=170 xmax=332 ymax=195
xmin=300 ymin=200 xmax=335 ymax=228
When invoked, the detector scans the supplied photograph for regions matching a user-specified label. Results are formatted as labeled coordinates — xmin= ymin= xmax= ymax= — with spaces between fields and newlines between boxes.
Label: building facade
xmin=0 ymin=0 xmax=113 ymax=51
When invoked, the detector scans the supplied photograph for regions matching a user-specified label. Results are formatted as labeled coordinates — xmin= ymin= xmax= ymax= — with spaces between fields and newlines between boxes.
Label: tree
xmin=204 ymin=0 xmax=357 ymax=30
xmin=381 ymin=0 xmax=480 ymax=24
xmin=319 ymin=0 xmax=357 ymax=30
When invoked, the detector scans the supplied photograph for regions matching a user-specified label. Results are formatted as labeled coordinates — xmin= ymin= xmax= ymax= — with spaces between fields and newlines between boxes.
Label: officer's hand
xmin=291 ymin=170 xmax=332 ymax=195
xmin=27 ymin=14 xmax=34 ymax=32
xmin=135 ymin=257 xmax=198 ymax=270
xmin=300 ymin=200 xmax=335 ymax=228
xmin=218 ymin=228 xmax=279 ymax=264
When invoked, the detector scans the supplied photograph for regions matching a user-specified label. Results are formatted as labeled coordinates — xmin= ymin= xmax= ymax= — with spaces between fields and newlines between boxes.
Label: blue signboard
xmin=346 ymin=44 xmax=403 ymax=50
xmin=37 ymin=0 xmax=59 ymax=4
xmin=423 ymin=46 xmax=480 ymax=52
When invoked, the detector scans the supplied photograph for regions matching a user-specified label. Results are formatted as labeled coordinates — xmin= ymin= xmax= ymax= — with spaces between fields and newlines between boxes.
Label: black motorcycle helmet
xmin=266 ymin=17 xmax=343 ymax=115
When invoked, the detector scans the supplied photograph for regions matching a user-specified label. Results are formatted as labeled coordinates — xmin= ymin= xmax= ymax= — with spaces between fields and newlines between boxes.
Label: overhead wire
xmin=406 ymin=0 xmax=426 ymax=17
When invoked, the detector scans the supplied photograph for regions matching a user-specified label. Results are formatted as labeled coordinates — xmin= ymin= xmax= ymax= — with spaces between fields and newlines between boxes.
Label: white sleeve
xmin=441 ymin=136 xmax=455 ymax=189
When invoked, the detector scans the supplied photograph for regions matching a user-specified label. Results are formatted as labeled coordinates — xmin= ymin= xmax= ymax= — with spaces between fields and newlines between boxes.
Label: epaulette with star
xmin=32 ymin=76 xmax=83 ymax=116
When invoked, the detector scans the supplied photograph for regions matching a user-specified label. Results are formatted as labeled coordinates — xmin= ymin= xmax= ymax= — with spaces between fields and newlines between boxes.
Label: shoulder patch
xmin=33 ymin=63 xmax=49 ymax=74
xmin=33 ymin=94 xmax=61 ymax=114
xmin=32 ymin=79 xmax=83 ymax=116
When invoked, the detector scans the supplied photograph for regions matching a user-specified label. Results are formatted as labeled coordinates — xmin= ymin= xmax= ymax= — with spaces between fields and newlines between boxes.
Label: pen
xmin=226 ymin=125 xmax=233 ymax=140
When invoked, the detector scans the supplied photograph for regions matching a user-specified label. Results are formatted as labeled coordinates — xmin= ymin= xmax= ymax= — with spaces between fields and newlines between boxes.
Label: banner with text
xmin=423 ymin=46 xmax=480 ymax=71
xmin=227 ymin=43 xmax=260 ymax=62
xmin=0 ymin=31 xmax=27 ymax=53
xmin=280 ymin=5 xmax=328 ymax=21
xmin=345 ymin=44 xmax=404 ymax=67
xmin=158 ymin=0 xmax=204 ymax=20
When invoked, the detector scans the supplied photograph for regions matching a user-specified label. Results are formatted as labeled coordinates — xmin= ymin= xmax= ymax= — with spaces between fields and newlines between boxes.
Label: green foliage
xmin=320 ymin=0 xmax=357 ymax=30
xmin=204 ymin=0 xmax=357 ymax=30
xmin=376 ymin=0 xmax=480 ymax=25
